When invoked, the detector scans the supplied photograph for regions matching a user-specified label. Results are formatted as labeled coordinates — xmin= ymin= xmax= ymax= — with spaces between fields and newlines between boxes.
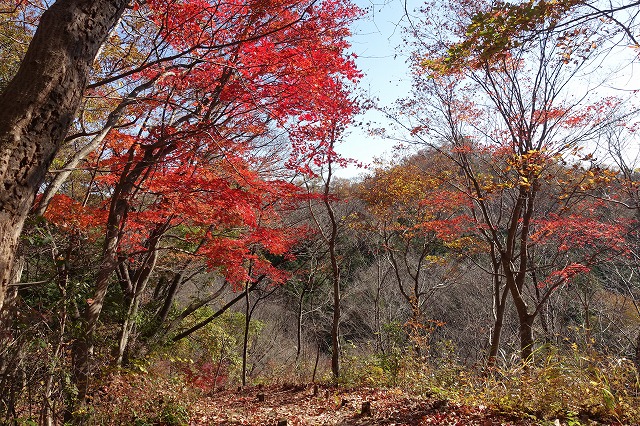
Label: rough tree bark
xmin=0 ymin=0 xmax=129 ymax=313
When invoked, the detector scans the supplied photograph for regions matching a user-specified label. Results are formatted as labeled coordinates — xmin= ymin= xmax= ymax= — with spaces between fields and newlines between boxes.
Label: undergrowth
xmin=338 ymin=344 xmax=640 ymax=425
xmin=83 ymin=339 xmax=640 ymax=425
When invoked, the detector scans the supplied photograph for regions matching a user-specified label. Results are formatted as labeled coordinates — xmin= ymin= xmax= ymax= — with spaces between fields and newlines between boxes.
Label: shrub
xmin=390 ymin=345 xmax=640 ymax=424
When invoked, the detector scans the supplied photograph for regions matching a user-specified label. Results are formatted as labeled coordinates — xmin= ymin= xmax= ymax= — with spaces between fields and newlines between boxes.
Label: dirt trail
xmin=189 ymin=384 xmax=537 ymax=425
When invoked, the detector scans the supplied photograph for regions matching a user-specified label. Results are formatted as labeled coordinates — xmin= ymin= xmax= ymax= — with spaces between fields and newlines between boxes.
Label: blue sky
xmin=335 ymin=0 xmax=423 ymax=178
xmin=335 ymin=0 xmax=640 ymax=179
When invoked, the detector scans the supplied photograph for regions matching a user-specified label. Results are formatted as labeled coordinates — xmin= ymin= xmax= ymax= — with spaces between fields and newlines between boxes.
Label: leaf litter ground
xmin=189 ymin=384 xmax=541 ymax=425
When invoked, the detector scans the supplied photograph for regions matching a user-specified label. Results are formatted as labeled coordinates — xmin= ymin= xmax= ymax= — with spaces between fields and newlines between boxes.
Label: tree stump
xmin=432 ymin=399 xmax=448 ymax=410
xmin=257 ymin=393 xmax=265 ymax=402
xmin=313 ymin=384 xmax=319 ymax=396
xmin=361 ymin=401 xmax=372 ymax=416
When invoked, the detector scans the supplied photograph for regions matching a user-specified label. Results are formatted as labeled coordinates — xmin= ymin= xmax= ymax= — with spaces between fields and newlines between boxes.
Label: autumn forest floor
xmin=88 ymin=354 xmax=640 ymax=426
xmin=187 ymin=384 xmax=577 ymax=426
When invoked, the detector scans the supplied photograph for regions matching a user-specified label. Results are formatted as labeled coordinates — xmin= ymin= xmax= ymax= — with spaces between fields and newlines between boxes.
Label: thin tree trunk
xmin=306 ymin=130 xmax=342 ymax=380
xmin=157 ymin=273 xmax=186 ymax=325
xmin=324 ymin=167 xmax=341 ymax=380
xmin=42 ymin=239 xmax=73 ymax=426
xmin=296 ymin=284 xmax=308 ymax=362
xmin=488 ymin=282 xmax=509 ymax=367
xmin=374 ymin=254 xmax=387 ymax=353
xmin=634 ymin=328 xmax=640 ymax=374
xmin=312 ymin=344 xmax=321 ymax=383
xmin=212 ymin=337 xmax=228 ymax=394
xmin=117 ymin=289 xmax=148 ymax=367
xmin=0 ymin=0 xmax=128 ymax=315
xmin=328 ymin=239 xmax=340 ymax=380
xmin=115 ymin=222 xmax=165 ymax=366
xmin=42 ymin=309 xmax=67 ymax=426
xmin=242 ymin=282 xmax=250 ymax=386
xmin=296 ymin=295 xmax=303 ymax=362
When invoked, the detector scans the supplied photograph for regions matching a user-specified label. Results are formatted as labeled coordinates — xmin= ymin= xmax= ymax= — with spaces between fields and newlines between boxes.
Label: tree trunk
xmin=312 ymin=132 xmax=341 ymax=380
xmin=157 ymin=273 xmax=185 ymax=325
xmin=519 ymin=314 xmax=535 ymax=363
xmin=42 ymin=243 xmax=72 ymax=426
xmin=312 ymin=344 xmax=321 ymax=383
xmin=488 ymin=283 xmax=509 ymax=367
xmin=330 ymin=270 xmax=340 ymax=379
xmin=0 ymin=0 xmax=129 ymax=314
xmin=502 ymin=255 xmax=536 ymax=363
xmin=634 ymin=328 xmax=640 ymax=374
xmin=116 ymin=222 xmax=165 ymax=366
xmin=324 ymin=169 xmax=340 ymax=379
xmin=374 ymin=258 xmax=383 ymax=353
xmin=296 ymin=284 xmax=308 ymax=362
xmin=242 ymin=283 xmax=250 ymax=386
